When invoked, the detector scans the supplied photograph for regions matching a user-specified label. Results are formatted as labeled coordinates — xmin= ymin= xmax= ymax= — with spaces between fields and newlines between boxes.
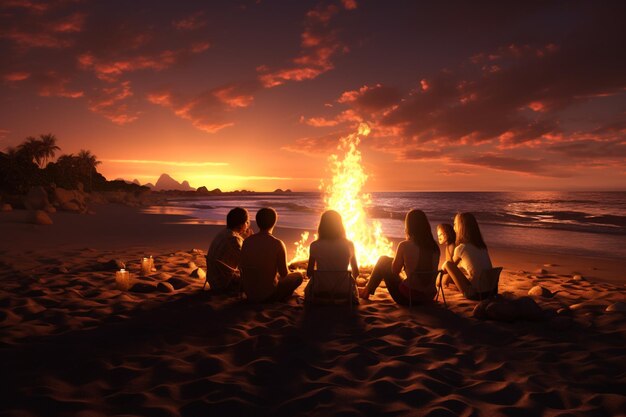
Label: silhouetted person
xmin=205 ymin=207 xmax=251 ymax=292
xmin=360 ymin=209 xmax=440 ymax=305
xmin=441 ymin=212 xmax=493 ymax=299
xmin=240 ymin=208 xmax=303 ymax=302
xmin=305 ymin=210 xmax=359 ymax=300
xmin=436 ymin=223 xmax=456 ymax=288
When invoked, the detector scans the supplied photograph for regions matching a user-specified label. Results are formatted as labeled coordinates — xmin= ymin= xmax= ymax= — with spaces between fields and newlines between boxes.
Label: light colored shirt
xmin=240 ymin=232 xmax=288 ymax=302
xmin=206 ymin=228 xmax=243 ymax=289
xmin=454 ymin=243 xmax=492 ymax=282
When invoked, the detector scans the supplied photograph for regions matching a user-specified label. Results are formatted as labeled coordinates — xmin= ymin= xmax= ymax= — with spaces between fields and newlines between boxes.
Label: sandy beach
xmin=1 ymin=204 xmax=625 ymax=417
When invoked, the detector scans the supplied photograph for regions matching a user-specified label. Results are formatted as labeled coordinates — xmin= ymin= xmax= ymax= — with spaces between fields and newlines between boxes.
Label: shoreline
xmin=1 ymin=203 xmax=624 ymax=285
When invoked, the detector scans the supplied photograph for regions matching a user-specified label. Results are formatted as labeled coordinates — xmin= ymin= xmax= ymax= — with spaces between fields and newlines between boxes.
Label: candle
xmin=149 ymin=255 xmax=155 ymax=272
xmin=115 ymin=268 xmax=131 ymax=290
xmin=141 ymin=257 xmax=151 ymax=276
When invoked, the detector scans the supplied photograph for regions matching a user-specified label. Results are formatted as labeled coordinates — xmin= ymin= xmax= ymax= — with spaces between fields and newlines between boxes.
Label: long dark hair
xmin=455 ymin=212 xmax=487 ymax=249
xmin=405 ymin=209 xmax=439 ymax=254
xmin=437 ymin=223 xmax=456 ymax=245
xmin=317 ymin=210 xmax=346 ymax=240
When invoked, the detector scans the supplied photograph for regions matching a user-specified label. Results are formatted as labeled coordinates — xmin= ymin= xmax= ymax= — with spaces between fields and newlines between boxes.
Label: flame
xmin=290 ymin=123 xmax=393 ymax=267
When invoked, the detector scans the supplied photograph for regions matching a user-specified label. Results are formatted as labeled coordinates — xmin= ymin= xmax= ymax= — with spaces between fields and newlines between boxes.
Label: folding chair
xmin=472 ymin=266 xmax=503 ymax=301
xmin=405 ymin=270 xmax=445 ymax=307
xmin=306 ymin=270 xmax=356 ymax=307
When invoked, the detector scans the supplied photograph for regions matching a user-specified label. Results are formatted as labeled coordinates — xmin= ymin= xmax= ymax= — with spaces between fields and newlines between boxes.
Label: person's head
xmin=454 ymin=212 xmax=487 ymax=249
xmin=437 ymin=223 xmax=456 ymax=245
xmin=226 ymin=207 xmax=249 ymax=232
xmin=256 ymin=207 xmax=277 ymax=232
xmin=404 ymin=209 xmax=438 ymax=252
xmin=317 ymin=210 xmax=346 ymax=240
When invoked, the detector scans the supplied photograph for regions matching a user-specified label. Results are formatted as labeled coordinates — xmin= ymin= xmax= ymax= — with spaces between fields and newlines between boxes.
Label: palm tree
xmin=38 ymin=133 xmax=60 ymax=168
xmin=18 ymin=136 xmax=43 ymax=167
xmin=77 ymin=150 xmax=101 ymax=190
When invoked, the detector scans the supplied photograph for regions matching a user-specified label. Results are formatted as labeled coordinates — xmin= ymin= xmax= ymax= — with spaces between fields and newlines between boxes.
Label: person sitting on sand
xmin=436 ymin=223 xmax=456 ymax=288
xmin=205 ymin=207 xmax=252 ymax=292
xmin=305 ymin=210 xmax=359 ymax=300
xmin=240 ymin=208 xmax=304 ymax=302
xmin=441 ymin=212 xmax=493 ymax=300
xmin=359 ymin=209 xmax=440 ymax=305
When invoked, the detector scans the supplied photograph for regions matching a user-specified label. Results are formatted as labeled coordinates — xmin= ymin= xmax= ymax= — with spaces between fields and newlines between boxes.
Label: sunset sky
xmin=1 ymin=0 xmax=625 ymax=191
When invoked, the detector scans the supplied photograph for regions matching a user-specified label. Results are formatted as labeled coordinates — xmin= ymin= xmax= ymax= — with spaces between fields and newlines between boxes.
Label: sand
xmin=1 ymin=204 xmax=625 ymax=417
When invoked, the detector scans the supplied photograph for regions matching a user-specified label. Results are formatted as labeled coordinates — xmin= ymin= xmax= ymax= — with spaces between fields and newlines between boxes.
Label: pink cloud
xmin=172 ymin=12 xmax=207 ymax=31
xmin=257 ymin=3 xmax=353 ymax=88
xmin=3 ymin=72 xmax=31 ymax=82
xmin=282 ymin=129 xmax=354 ymax=156
xmin=88 ymin=81 xmax=138 ymax=124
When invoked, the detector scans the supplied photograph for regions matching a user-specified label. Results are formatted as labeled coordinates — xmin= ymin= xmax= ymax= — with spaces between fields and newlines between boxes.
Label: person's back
xmin=398 ymin=239 xmax=439 ymax=294
xmin=240 ymin=208 xmax=303 ymax=303
xmin=309 ymin=238 xmax=353 ymax=271
xmin=455 ymin=243 xmax=492 ymax=284
xmin=241 ymin=232 xmax=285 ymax=302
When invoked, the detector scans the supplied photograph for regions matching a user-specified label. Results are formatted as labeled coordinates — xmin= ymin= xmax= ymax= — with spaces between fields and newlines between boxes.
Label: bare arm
xmin=306 ymin=255 xmax=316 ymax=279
xmin=277 ymin=242 xmax=289 ymax=279
xmin=350 ymin=245 xmax=360 ymax=279
xmin=391 ymin=242 xmax=404 ymax=275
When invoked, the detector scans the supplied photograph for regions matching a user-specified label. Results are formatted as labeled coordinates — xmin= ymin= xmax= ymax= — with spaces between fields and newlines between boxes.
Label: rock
xmin=485 ymin=300 xmax=518 ymax=322
xmin=53 ymin=187 xmax=87 ymax=212
xmin=33 ymin=210 xmax=53 ymax=225
xmin=156 ymin=282 xmax=175 ymax=293
xmin=167 ymin=277 xmax=190 ymax=290
xmin=472 ymin=299 xmax=491 ymax=320
xmin=44 ymin=205 xmax=56 ymax=213
xmin=572 ymin=274 xmax=585 ymax=281
xmin=24 ymin=186 xmax=50 ymax=210
xmin=100 ymin=259 xmax=126 ymax=271
xmin=1 ymin=203 xmax=12 ymax=212
xmin=528 ymin=285 xmax=551 ymax=297
xmin=129 ymin=283 xmax=157 ymax=293
xmin=514 ymin=297 xmax=543 ymax=320
xmin=606 ymin=302 xmax=626 ymax=313
xmin=196 ymin=186 xmax=209 ymax=194
xmin=535 ymin=268 xmax=548 ymax=274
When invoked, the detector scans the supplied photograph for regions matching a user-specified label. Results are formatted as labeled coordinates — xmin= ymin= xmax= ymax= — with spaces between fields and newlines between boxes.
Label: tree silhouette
xmin=38 ymin=134 xmax=60 ymax=168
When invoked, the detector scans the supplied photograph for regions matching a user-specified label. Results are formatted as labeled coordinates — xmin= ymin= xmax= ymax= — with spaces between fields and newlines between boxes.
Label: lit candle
xmin=141 ymin=257 xmax=151 ymax=276
xmin=149 ymin=255 xmax=155 ymax=272
xmin=115 ymin=268 xmax=131 ymax=290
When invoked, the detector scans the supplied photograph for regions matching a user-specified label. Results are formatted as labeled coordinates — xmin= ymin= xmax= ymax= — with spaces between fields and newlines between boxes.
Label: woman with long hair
xmin=436 ymin=223 xmax=456 ymax=288
xmin=442 ymin=212 xmax=493 ymax=299
xmin=359 ymin=209 xmax=440 ymax=305
xmin=306 ymin=210 xmax=359 ymax=298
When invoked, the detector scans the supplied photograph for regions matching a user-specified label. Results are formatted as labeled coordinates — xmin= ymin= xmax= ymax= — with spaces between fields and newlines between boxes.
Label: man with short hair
xmin=240 ymin=207 xmax=303 ymax=302
xmin=205 ymin=207 xmax=251 ymax=292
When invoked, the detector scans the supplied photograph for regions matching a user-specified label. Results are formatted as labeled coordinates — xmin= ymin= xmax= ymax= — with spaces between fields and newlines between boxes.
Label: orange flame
xmin=290 ymin=123 xmax=393 ymax=266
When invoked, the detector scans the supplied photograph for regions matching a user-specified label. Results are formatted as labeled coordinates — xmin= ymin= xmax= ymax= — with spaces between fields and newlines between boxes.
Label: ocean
xmin=143 ymin=191 xmax=626 ymax=260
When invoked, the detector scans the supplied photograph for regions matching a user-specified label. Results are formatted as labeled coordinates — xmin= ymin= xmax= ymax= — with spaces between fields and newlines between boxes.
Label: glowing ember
xmin=290 ymin=123 xmax=393 ymax=267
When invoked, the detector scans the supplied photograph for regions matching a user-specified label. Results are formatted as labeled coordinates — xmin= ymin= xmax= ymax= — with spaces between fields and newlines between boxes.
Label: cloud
xmin=172 ymin=11 xmax=207 ymax=31
xmin=337 ymin=84 xmax=403 ymax=112
xmin=87 ymin=81 xmax=138 ymax=124
xmin=148 ymin=83 xmax=259 ymax=133
xmin=3 ymin=72 xmax=30 ymax=82
xmin=0 ymin=10 xmax=85 ymax=49
xmin=282 ymin=129 xmax=354 ymax=156
xmin=257 ymin=2 xmax=353 ymax=88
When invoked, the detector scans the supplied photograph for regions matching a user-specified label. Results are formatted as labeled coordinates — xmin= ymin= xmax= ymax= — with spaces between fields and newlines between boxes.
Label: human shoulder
xmin=453 ymin=243 xmax=466 ymax=257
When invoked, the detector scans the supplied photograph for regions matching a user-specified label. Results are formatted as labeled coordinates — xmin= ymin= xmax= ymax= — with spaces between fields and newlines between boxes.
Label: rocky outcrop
xmin=52 ymin=186 xmax=87 ymax=213
xmin=153 ymin=174 xmax=195 ymax=191
xmin=24 ymin=186 xmax=53 ymax=211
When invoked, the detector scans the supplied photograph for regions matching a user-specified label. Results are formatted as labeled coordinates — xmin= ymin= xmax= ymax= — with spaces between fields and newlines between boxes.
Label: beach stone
xmin=167 ymin=277 xmax=190 ymax=290
xmin=53 ymin=186 xmax=87 ymax=213
xmin=535 ymin=268 xmax=548 ymax=275
xmin=485 ymin=300 xmax=518 ymax=322
xmin=1 ymin=203 xmax=11 ymax=212
xmin=99 ymin=259 xmax=126 ymax=271
xmin=472 ymin=299 xmax=492 ymax=320
xmin=156 ymin=282 xmax=175 ymax=293
xmin=33 ymin=210 xmax=53 ymax=225
xmin=24 ymin=186 xmax=50 ymax=210
xmin=572 ymin=274 xmax=585 ymax=281
xmin=129 ymin=283 xmax=157 ymax=293
xmin=606 ymin=302 xmax=626 ymax=313
xmin=528 ymin=285 xmax=551 ymax=297
xmin=514 ymin=297 xmax=543 ymax=320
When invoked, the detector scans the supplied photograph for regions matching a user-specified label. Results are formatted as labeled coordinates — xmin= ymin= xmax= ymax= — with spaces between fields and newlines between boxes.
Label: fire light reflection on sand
xmin=290 ymin=123 xmax=393 ymax=267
